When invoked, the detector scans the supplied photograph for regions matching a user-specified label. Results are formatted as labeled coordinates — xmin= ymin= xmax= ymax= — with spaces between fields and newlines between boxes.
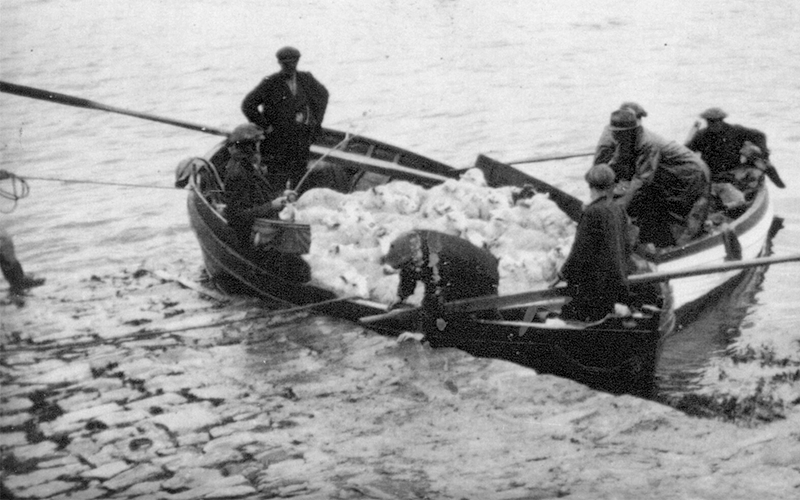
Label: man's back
xmin=686 ymin=121 xmax=767 ymax=177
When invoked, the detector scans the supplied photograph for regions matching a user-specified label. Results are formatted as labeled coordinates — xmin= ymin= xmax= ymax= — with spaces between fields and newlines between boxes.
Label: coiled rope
xmin=0 ymin=171 xmax=31 ymax=213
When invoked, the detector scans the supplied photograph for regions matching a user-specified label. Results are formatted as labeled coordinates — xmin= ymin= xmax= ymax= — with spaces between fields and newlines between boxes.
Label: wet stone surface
xmin=1 ymin=268 xmax=799 ymax=499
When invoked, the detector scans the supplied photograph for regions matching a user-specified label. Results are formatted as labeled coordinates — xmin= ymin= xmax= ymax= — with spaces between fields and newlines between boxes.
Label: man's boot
xmin=3 ymin=262 xmax=44 ymax=295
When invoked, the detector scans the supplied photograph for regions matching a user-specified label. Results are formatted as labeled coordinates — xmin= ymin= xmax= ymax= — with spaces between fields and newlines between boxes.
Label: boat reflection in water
xmin=656 ymin=217 xmax=783 ymax=400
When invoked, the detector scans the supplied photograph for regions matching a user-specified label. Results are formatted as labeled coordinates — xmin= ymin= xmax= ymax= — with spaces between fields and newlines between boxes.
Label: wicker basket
xmin=251 ymin=218 xmax=311 ymax=254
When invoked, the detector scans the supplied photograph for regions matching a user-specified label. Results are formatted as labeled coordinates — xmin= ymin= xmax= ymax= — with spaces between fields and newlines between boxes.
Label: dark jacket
xmin=396 ymin=230 xmax=499 ymax=312
xmin=614 ymin=128 xmax=710 ymax=218
xmin=223 ymin=158 xmax=281 ymax=245
xmin=560 ymin=196 xmax=631 ymax=321
xmin=241 ymin=71 xmax=329 ymax=155
xmin=593 ymin=125 xmax=617 ymax=167
xmin=685 ymin=122 xmax=768 ymax=180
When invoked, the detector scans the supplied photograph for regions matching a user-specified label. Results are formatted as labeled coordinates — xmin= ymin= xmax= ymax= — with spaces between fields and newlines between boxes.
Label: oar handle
xmin=360 ymin=307 xmax=419 ymax=325
xmin=507 ymin=151 xmax=594 ymax=165
xmin=1 ymin=80 xmax=230 ymax=137
xmin=629 ymin=253 xmax=800 ymax=285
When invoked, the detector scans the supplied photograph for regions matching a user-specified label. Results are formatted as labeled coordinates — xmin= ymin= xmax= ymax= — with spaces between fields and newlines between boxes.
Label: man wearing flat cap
xmin=685 ymin=107 xmax=784 ymax=189
xmin=223 ymin=124 xmax=294 ymax=246
xmin=242 ymin=46 xmax=329 ymax=191
xmin=593 ymin=101 xmax=648 ymax=172
xmin=222 ymin=123 xmax=310 ymax=281
xmin=557 ymin=163 xmax=634 ymax=321
xmin=608 ymin=109 xmax=711 ymax=248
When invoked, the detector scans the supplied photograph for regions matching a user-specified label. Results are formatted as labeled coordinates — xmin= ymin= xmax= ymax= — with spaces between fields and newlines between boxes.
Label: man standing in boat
xmin=241 ymin=46 xmax=329 ymax=191
xmin=685 ymin=107 xmax=785 ymax=190
xmin=608 ymin=109 xmax=711 ymax=248
xmin=556 ymin=163 xmax=633 ymax=322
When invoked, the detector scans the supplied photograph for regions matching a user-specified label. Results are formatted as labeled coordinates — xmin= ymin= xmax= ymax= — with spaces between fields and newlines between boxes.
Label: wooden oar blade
xmin=474 ymin=154 xmax=584 ymax=222
xmin=0 ymin=80 xmax=230 ymax=137
xmin=1 ymin=80 xmax=100 ymax=110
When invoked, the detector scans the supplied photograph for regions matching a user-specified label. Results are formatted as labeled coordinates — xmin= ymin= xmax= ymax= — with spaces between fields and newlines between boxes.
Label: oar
xmin=628 ymin=253 xmax=800 ymax=285
xmin=361 ymin=253 xmax=800 ymax=326
xmin=474 ymin=154 xmax=585 ymax=222
xmin=360 ymin=288 xmax=568 ymax=325
xmin=0 ymin=80 xmax=230 ymax=137
xmin=507 ymin=151 xmax=594 ymax=165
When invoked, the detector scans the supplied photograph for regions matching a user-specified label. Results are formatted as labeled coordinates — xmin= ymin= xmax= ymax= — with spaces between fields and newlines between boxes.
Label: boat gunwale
xmin=647 ymin=186 xmax=770 ymax=264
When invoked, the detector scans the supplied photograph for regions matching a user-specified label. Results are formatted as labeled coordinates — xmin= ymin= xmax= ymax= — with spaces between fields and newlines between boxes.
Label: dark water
xmin=2 ymin=0 xmax=799 ymax=407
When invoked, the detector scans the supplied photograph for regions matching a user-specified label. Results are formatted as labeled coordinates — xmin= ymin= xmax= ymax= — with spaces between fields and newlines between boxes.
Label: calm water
xmin=2 ymin=0 xmax=799 ymax=400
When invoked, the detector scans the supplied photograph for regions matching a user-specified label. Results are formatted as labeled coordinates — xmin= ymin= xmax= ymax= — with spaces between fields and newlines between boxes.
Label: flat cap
xmin=620 ymin=101 xmax=647 ymax=118
xmin=228 ymin=123 xmax=265 ymax=144
xmin=608 ymin=109 xmax=638 ymax=131
xmin=585 ymin=163 xmax=616 ymax=189
xmin=700 ymin=107 xmax=727 ymax=120
xmin=276 ymin=46 xmax=301 ymax=61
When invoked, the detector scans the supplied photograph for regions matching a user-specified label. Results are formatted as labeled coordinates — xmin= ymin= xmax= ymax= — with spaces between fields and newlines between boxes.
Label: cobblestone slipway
xmin=1 ymin=269 xmax=799 ymax=499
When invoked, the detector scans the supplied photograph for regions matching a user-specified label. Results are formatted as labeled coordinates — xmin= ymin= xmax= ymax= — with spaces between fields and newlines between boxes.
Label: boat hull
xmin=427 ymin=305 xmax=672 ymax=397
xmin=182 ymin=131 xmax=770 ymax=394
xmin=651 ymin=187 xmax=774 ymax=319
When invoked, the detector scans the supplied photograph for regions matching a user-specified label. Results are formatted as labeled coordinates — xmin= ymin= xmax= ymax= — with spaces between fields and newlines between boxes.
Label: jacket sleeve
xmin=396 ymin=266 xmax=420 ymax=302
xmin=303 ymin=72 xmax=329 ymax=132
xmin=241 ymin=79 xmax=272 ymax=130
xmin=226 ymin=172 xmax=280 ymax=221
xmin=737 ymin=125 xmax=769 ymax=155
xmin=223 ymin=169 xmax=250 ymax=218
xmin=560 ymin=208 xmax=601 ymax=283
xmin=594 ymin=127 xmax=616 ymax=165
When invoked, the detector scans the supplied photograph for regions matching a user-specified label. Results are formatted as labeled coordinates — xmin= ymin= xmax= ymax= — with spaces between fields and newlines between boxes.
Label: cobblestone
xmin=2 ymin=271 xmax=799 ymax=499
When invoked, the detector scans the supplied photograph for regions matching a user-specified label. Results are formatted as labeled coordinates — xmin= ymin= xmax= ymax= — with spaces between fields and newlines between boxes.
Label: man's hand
xmin=389 ymin=300 xmax=413 ymax=311
xmin=271 ymin=190 xmax=298 ymax=209
xmin=548 ymin=273 xmax=564 ymax=289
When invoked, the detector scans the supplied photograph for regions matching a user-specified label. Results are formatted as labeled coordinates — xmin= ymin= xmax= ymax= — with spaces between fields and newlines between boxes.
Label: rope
xmin=1 ymin=295 xmax=362 ymax=352
xmin=294 ymin=132 xmax=356 ymax=192
xmin=21 ymin=175 xmax=177 ymax=190
xmin=0 ymin=172 xmax=31 ymax=213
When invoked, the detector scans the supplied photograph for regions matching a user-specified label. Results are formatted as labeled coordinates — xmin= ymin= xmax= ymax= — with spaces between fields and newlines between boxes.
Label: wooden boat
xmin=182 ymin=131 xmax=675 ymax=395
xmin=183 ymin=130 xmax=779 ymax=395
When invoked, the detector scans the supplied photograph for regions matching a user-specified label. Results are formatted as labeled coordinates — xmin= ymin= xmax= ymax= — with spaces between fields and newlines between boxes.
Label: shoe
xmin=9 ymin=274 xmax=45 ymax=295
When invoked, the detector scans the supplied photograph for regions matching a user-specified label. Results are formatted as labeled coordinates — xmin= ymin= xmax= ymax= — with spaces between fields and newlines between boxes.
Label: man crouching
xmin=381 ymin=230 xmax=499 ymax=334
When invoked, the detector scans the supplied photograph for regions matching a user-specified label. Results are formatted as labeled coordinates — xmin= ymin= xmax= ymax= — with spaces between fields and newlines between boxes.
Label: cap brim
xmin=229 ymin=138 xmax=264 ymax=144
xmin=608 ymin=125 xmax=638 ymax=131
